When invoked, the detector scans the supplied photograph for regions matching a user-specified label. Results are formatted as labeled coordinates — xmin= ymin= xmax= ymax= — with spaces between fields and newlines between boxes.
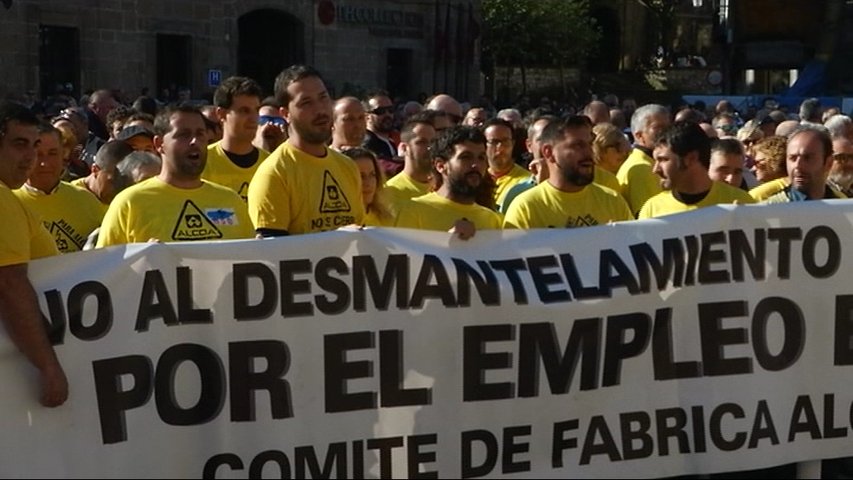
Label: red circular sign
xmin=318 ymin=0 xmax=335 ymax=25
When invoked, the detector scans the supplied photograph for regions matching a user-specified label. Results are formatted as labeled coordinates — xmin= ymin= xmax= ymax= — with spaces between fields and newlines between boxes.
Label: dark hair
xmin=213 ymin=76 xmax=264 ymax=109
xmin=430 ymin=125 xmax=486 ymax=161
xmin=400 ymin=112 xmax=436 ymax=143
xmin=37 ymin=121 xmax=62 ymax=141
xmin=261 ymin=96 xmax=281 ymax=109
xmin=153 ymin=104 xmax=206 ymax=137
xmin=0 ymin=101 xmax=39 ymax=139
xmin=539 ymin=115 xmax=593 ymax=145
xmin=799 ymin=98 xmax=821 ymax=123
xmin=363 ymin=89 xmax=391 ymax=110
xmin=274 ymin=65 xmax=324 ymax=106
xmin=106 ymin=105 xmax=134 ymax=129
xmin=94 ymin=140 xmax=134 ymax=169
xmin=482 ymin=118 xmax=514 ymax=135
xmin=132 ymin=96 xmax=158 ymax=116
xmin=710 ymin=137 xmax=744 ymax=157
xmin=655 ymin=121 xmax=712 ymax=169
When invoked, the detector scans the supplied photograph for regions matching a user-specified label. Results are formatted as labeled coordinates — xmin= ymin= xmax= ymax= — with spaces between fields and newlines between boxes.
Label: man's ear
xmin=91 ymin=163 xmax=101 ymax=175
xmin=433 ymin=158 xmax=447 ymax=176
xmin=153 ymin=135 xmax=166 ymax=156
xmin=542 ymin=143 xmax=556 ymax=164
xmin=398 ymin=141 xmax=408 ymax=157
xmin=215 ymin=106 xmax=228 ymax=124
xmin=279 ymin=106 xmax=290 ymax=124
xmin=683 ymin=150 xmax=700 ymax=168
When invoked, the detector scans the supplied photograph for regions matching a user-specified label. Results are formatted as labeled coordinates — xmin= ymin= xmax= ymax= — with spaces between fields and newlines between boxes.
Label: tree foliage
xmin=482 ymin=0 xmax=602 ymax=68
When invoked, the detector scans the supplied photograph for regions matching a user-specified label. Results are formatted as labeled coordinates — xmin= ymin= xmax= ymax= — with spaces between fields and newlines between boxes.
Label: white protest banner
xmin=1 ymin=201 xmax=853 ymax=478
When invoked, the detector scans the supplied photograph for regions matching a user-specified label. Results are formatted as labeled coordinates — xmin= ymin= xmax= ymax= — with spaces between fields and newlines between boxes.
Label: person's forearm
xmin=0 ymin=265 xmax=62 ymax=373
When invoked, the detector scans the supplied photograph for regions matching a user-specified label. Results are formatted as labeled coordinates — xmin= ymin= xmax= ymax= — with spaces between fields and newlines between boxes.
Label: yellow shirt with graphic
xmin=384 ymin=172 xmax=432 ymax=211
xmin=617 ymin=148 xmax=663 ymax=216
xmin=394 ymin=192 xmax=503 ymax=231
xmin=493 ymin=164 xmax=532 ymax=209
xmin=13 ymin=182 xmax=105 ymax=253
xmin=0 ymin=181 xmax=58 ymax=266
xmin=749 ymin=178 xmax=788 ymax=201
xmin=202 ymin=141 xmax=270 ymax=202
xmin=248 ymin=142 xmax=365 ymax=235
xmin=97 ymin=177 xmax=254 ymax=247
xmin=638 ymin=181 xmax=756 ymax=219
xmin=504 ymin=181 xmax=633 ymax=229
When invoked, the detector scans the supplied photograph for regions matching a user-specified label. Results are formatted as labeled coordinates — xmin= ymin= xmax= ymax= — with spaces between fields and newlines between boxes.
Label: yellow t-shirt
xmin=364 ymin=209 xmax=395 ymax=227
xmin=749 ymin=178 xmax=789 ymax=201
xmin=384 ymin=172 xmax=432 ymax=210
xmin=504 ymin=181 xmax=633 ymax=229
xmin=0 ymin=181 xmax=58 ymax=266
xmin=617 ymin=148 xmax=663 ymax=216
xmin=493 ymin=164 xmax=532 ymax=209
xmin=638 ymin=181 xmax=756 ymax=219
xmin=97 ymin=177 xmax=254 ymax=247
xmin=395 ymin=192 xmax=503 ymax=232
xmin=595 ymin=166 xmax=621 ymax=194
xmin=202 ymin=141 xmax=270 ymax=202
xmin=13 ymin=182 xmax=105 ymax=253
xmin=248 ymin=142 xmax=365 ymax=235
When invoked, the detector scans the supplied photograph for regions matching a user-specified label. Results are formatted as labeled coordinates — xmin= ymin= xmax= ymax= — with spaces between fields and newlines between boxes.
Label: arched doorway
xmin=238 ymin=9 xmax=306 ymax=95
xmin=588 ymin=7 xmax=621 ymax=73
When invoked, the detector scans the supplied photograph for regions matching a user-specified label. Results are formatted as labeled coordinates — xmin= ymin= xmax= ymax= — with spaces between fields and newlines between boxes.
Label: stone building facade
xmin=0 ymin=0 xmax=482 ymax=103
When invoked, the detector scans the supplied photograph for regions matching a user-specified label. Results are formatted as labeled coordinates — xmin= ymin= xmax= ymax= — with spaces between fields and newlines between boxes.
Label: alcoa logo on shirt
xmin=171 ymin=200 xmax=236 ymax=241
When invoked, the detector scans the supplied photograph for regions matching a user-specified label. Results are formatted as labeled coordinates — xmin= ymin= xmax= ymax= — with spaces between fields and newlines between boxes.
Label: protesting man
xmin=384 ymin=112 xmax=436 ymax=208
xmin=0 ymin=101 xmax=68 ymax=407
xmin=331 ymin=97 xmax=367 ymax=152
xmin=248 ymin=65 xmax=364 ymax=236
xmin=639 ymin=122 xmax=754 ymax=219
xmin=14 ymin=123 xmax=104 ymax=253
xmin=484 ymin=118 xmax=531 ymax=209
xmin=395 ymin=126 xmax=502 ymax=235
xmin=97 ymin=105 xmax=254 ymax=246
xmin=203 ymin=76 xmax=269 ymax=202
xmin=618 ymin=104 xmax=670 ymax=215
xmin=504 ymin=115 xmax=632 ymax=229
xmin=253 ymin=98 xmax=288 ymax=153
xmin=708 ymin=138 xmax=747 ymax=189
xmin=71 ymin=139 xmax=134 ymax=206
xmin=765 ymin=125 xmax=847 ymax=203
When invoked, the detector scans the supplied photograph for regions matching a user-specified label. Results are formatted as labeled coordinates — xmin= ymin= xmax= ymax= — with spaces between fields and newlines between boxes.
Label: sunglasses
xmin=259 ymin=115 xmax=287 ymax=127
xmin=370 ymin=106 xmax=394 ymax=116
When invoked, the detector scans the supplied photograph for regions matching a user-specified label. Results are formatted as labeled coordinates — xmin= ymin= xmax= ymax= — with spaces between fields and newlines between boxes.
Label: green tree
xmin=482 ymin=0 xmax=601 ymax=93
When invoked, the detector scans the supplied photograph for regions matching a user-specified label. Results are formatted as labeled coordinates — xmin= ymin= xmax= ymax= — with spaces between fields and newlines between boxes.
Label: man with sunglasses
xmin=253 ymin=98 xmax=288 ymax=153
xmin=362 ymin=90 xmax=400 ymax=178
xmin=828 ymin=136 xmax=853 ymax=197
xmin=202 ymin=76 xmax=269 ymax=203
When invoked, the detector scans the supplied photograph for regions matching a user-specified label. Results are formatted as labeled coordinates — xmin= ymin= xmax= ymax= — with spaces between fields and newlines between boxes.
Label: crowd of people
xmin=1 ymin=65 xmax=852 ymax=430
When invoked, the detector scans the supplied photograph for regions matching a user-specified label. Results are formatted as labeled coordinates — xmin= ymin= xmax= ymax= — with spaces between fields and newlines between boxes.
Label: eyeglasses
xmin=259 ymin=115 xmax=287 ymax=127
xmin=370 ymin=106 xmax=394 ymax=116
xmin=486 ymin=138 xmax=513 ymax=146
xmin=833 ymin=153 xmax=853 ymax=164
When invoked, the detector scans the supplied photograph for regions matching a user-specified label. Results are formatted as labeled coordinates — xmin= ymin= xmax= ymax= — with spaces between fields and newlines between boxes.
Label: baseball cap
xmin=116 ymin=125 xmax=154 ymax=142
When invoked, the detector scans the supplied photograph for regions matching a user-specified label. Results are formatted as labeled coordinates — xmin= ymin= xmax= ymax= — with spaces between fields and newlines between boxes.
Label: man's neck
xmin=805 ymin=183 xmax=828 ymax=200
xmin=331 ymin=137 xmax=361 ymax=151
xmin=677 ymin=174 xmax=713 ymax=195
xmin=158 ymin=172 xmax=202 ymax=190
xmin=547 ymin=176 xmax=585 ymax=193
xmin=220 ymin=136 xmax=255 ymax=155
xmin=489 ymin=162 xmax=514 ymax=178
xmin=26 ymin=179 xmax=60 ymax=194
xmin=288 ymin=137 xmax=327 ymax=158
xmin=438 ymin=184 xmax=475 ymax=205
xmin=369 ymin=128 xmax=390 ymax=141
xmin=403 ymin=160 xmax=431 ymax=184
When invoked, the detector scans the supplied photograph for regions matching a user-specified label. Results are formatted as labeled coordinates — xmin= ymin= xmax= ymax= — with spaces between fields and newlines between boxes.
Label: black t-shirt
xmin=673 ymin=189 xmax=710 ymax=205
xmin=224 ymin=148 xmax=260 ymax=168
